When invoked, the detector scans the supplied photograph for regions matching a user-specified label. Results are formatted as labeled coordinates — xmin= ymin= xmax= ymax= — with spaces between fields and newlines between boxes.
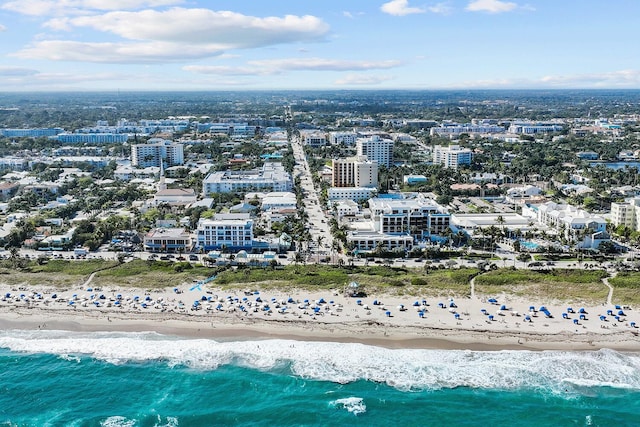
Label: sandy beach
xmin=1 ymin=282 xmax=639 ymax=351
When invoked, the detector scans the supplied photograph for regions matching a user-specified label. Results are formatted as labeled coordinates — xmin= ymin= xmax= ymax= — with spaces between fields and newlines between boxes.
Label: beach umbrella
xmin=256 ymin=297 xmax=262 ymax=302
xmin=314 ymin=306 xmax=321 ymax=313
xmin=413 ymin=301 xmax=420 ymax=306
xmin=573 ymin=319 xmax=579 ymax=325
xmin=356 ymin=299 xmax=362 ymax=305
xmin=600 ymin=315 xmax=607 ymax=321
xmin=539 ymin=306 xmax=547 ymax=312
xmin=418 ymin=310 xmax=424 ymax=318
xmin=500 ymin=305 xmax=507 ymax=311
xmin=631 ymin=322 xmax=637 ymax=328
xmin=562 ymin=313 xmax=569 ymax=319
xmin=579 ymin=308 xmax=587 ymax=314
xmin=141 ymin=303 xmax=147 ymax=309
xmin=454 ymin=313 xmax=461 ymax=319
xmin=385 ymin=311 xmax=391 ymax=317
xmin=51 ymin=294 xmax=57 ymax=299
xmin=488 ymin=315 xmax=494 ymax=321
xmin=438 ymin=302 xmax=445 ymax=308
xmin=579 ymin=314 xmax=587 ymax=320
xmin=525 ymin=315 xmax=531 ymax=322
xmin=488 ymin=298 xmax=498 ymax=304
xmin=373 ymin=300 xmax=379 ymax=305
xmin=529 ymin=306 xmax=535 ymax=312
xmin=618 ymin=310 xmax=626 ymax=316
xmin=288 ymin=297 xmax=295 ymax=303
xmin=615 ymin=316 xmax=621 ymax=321
xmin=422 ymin=300 xmax=428 ymax=306
xmin=68 ymin=301 xmax=74 ymax=306
xmin=607 ymin=309 xmax=614 ymax=316
xmin=615 ymin=305 xmax=622 ymax=310
xmin=319 ymin=298 xmax=326 ymax=304
xmin=481 ymin=308 xmax=488 ymax=315
xmin=567 ymin=307 xmax=574 ymax=313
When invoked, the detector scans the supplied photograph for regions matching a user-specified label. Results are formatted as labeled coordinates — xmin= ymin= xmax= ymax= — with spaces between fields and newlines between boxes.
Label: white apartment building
xmin=432 ymin=145 xmax=473 ymax=169
xmin=332 ymin=156 xmax=378 ymax=188
xmin=611 ymin=198 xmax=640 ymax=230
xmin=356 ymin=135 xmax=393 ymax=167
xmin=143 ymin=228 xmax=193 ymax=253
xmin=196 ymin=213 xmax=254 ymax=251
xmin=523 ymin=201 xmax=609 ymax=249
xmin=368 ymin=194 xmax=450 ymax=240
xmin=302 ymin=131 xmax=327 ymax=147
xmin=508 ymin=122 xmax=563 ymax=134
xmin=132 ymin=139 xmax=184 ymax=168
xmin=328 ymin=187 xmax=378 ymax=203
xmin=202 ymin=163 xmax=292 ymax=195
xmin=329 ymin=131 xmax=358 ymax=145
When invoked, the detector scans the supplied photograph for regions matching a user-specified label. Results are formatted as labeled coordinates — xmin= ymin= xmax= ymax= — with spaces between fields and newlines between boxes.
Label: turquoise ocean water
xmin=1 ymin=330 xmax=640 ymax=426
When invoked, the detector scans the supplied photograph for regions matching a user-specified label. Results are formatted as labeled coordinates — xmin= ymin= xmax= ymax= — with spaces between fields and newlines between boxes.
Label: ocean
xmin=1 ymin=330 xmax=639 ymax=426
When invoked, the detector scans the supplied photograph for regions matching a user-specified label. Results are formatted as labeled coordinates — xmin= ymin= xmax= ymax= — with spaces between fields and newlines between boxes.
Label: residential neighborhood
xmin=1 ymin=91 xmax=640 ymax=271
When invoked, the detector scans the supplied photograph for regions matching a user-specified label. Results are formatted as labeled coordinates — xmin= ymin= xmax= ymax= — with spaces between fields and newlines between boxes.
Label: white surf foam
xmin=330 ymin=397 xmax=366 ymax=415
xmin=2 ymin=330 xmax=640 ymax=393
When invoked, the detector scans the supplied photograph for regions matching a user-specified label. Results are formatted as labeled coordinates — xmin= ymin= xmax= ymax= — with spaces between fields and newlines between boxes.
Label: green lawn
xmin=608 ymin=272 xmax=640 ymax=306
xmin=474 ymin=268 xmax=609 ymax=304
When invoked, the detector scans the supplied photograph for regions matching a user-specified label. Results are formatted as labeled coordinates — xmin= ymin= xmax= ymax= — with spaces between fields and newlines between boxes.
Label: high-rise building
xmin=131 ymin=139 xmax=184 ymax=168
xmin=432 ymin=145 xmax=473 ymax=169
xmin=332 ymin=156 xmax=378 ymax=188
xmin=356 ymin=135 xmax=393 ymax=167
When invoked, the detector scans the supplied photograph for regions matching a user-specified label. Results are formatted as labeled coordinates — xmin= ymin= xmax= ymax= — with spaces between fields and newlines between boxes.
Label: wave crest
xmin=1 ymin=330 xmax=639 ymax=393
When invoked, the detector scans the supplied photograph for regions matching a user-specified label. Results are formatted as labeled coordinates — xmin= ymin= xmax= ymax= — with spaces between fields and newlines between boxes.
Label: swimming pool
xmin=519 ymin=240 xmax=540 ymax=250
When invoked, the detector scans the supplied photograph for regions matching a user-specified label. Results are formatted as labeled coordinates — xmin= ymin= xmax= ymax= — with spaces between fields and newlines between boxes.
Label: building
xmin=153 ymin=188 xmax=197 ymax=206
xmin=0 ymin=128 xmax=64 ymax=138
xmin=356 ymin=135 xmax=393 ymax=167
xmin=132 ymin=139 xmax=184 ymax=168
xmin=53 ymin=133 xmax=130 ymax=144
xmin=523 ymin=202 xmax=609 ymax=249
xmin=507 ymin=122 xmax=563 ymax=134
xmin=202 ymin=163 xmax=292 ymax=195
xmin=260 ymin=192 xmax=297 ymax=211
xmin=331 ymin=156 xmax=378 ymax=188
xmin=327 ymin=187 xmax=378 ymax=203
xmin=329 ymin=131 xmax=358 ymax=145
xmin=368 ymin=194 xmax=450 ymax=240
xmin=611 ymin=198 xmax=640 ymax=230
xmin=143 ymin=228 xmax=193 ymax=253
xmin=196 ymin=213 xmax=254 ymax=251
xmin=302 ymin=131 xmax=327 ymax=147
xmin=432 ymin=145 xmax=473 ymax=169
xmin=429 ymin=123 xmax=505 ymax=137
xmin=346 ymin=230 xmax=414 ymax=252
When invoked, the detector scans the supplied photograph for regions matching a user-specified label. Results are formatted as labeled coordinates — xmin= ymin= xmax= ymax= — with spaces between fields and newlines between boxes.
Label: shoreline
xmin=1 ymin=284 xmax=640 ymax=352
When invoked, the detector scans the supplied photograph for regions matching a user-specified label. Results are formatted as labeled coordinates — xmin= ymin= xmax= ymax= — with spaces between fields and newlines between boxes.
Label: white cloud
xmin=1 ymin=0 xmax=183 ymax=16
xmin=381 ymin=0 xmax=425 ymax=16
xmin=184 ymin=58 xmax=402 ymax=76
xmin=0 ymin=66 xmax=39 ymax=76
xmin=451 ymin=69 xmax=640 ymax=89
xmin=0 ymin=24 xmax=6 ymax=31
xmin=466 ymin=0 xmax=517 ymax=13
xmin=334 ymin=74 xmax=393 ymax=85
xmin=428 ymin=3 xmax=453 ymax=15
xmin=182 ymin=65 xmax=272 ymax=76
xmin=48 ymin=8 xmax=329 ymax=47
xmin=13 ymin=40 xmax=227 ymax=63
xmin=248 ymin=58 xmax=401 ymax=71
xmin=14 ymin=8 xmax=330 ymax=63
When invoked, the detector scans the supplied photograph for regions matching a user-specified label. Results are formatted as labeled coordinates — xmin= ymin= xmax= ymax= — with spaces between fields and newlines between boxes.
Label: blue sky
xmin=0 ymin=0 xmax=639 ymax=91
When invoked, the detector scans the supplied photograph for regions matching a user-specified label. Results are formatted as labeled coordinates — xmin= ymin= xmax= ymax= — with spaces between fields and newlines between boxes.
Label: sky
xmin=0 ymin=0 xmax=640 ymax=91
